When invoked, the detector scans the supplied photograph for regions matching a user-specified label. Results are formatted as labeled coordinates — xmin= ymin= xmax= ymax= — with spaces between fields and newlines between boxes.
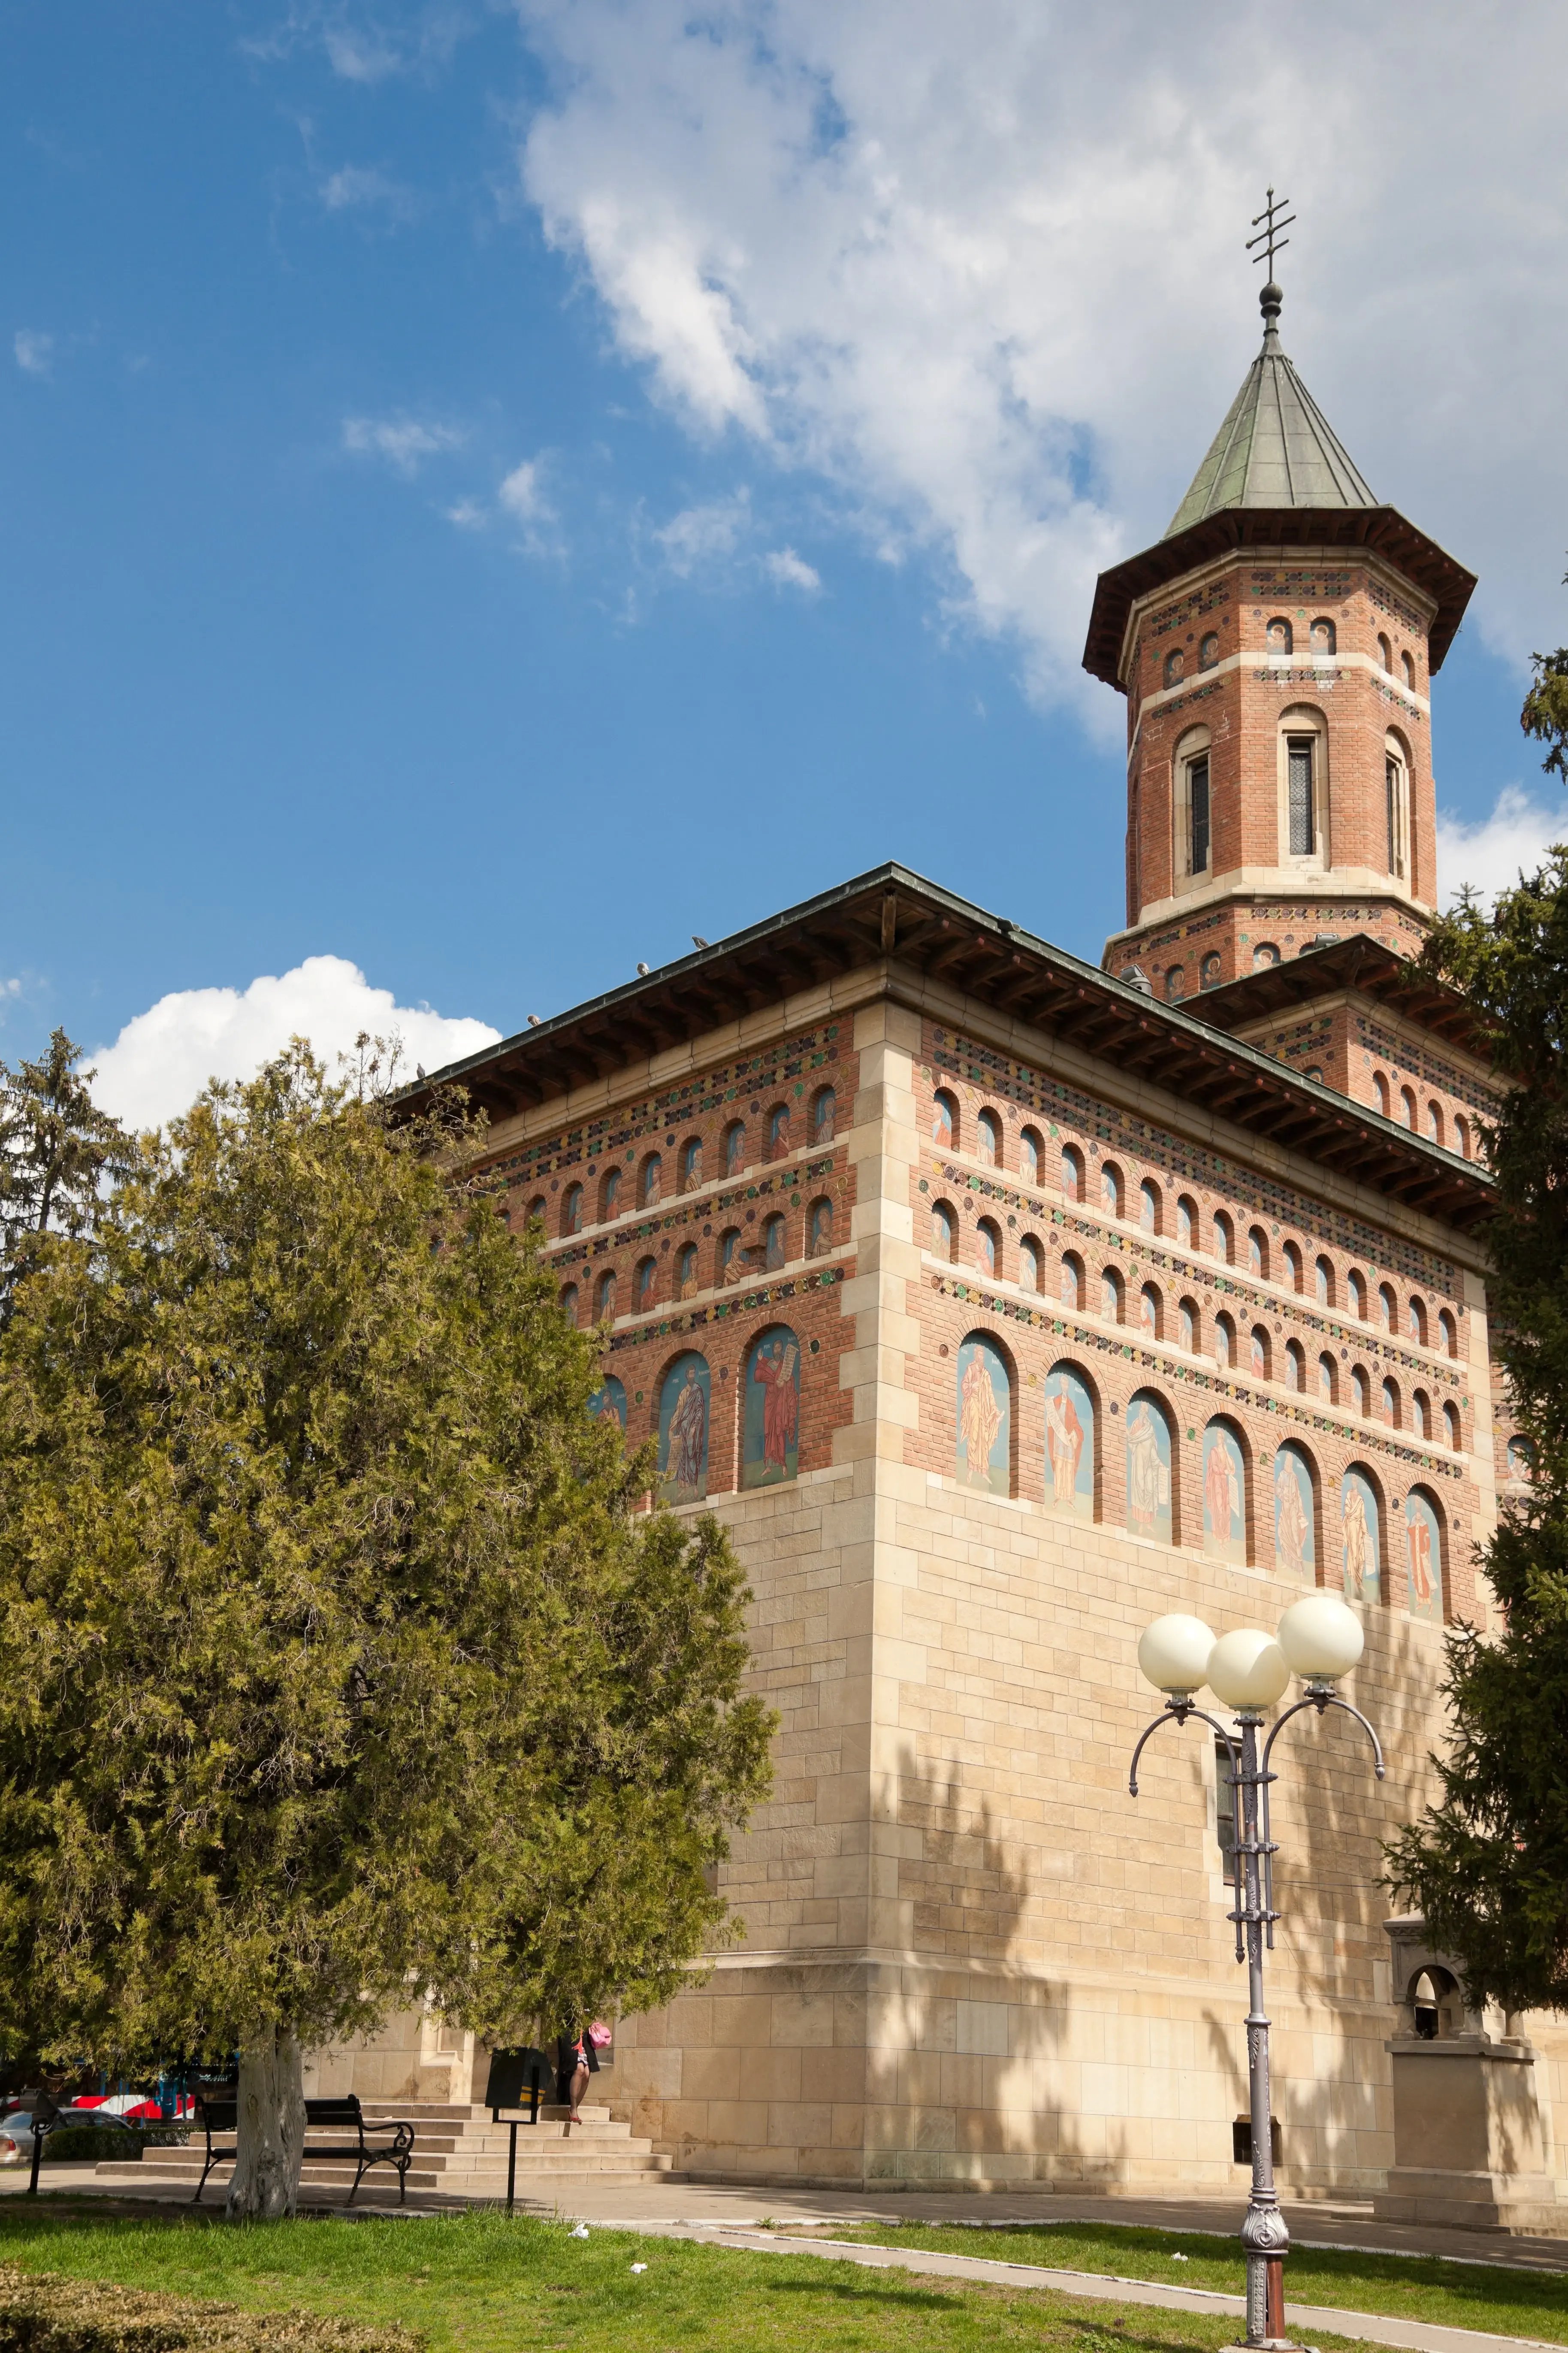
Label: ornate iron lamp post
xmin=1130 ymin=1597 xmax=1385 ymax=2352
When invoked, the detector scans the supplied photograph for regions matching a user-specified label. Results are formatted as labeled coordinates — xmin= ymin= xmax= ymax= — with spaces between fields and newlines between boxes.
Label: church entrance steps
xmin=92 ymin=2096 xmax=681 ymax=2197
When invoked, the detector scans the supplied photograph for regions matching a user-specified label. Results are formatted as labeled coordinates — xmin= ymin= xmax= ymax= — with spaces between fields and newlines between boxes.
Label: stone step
xmin=125 ymin=2143 xmax=665 ymax=2183
xmin=92 ymin=2158 xmax=681 ymax=2196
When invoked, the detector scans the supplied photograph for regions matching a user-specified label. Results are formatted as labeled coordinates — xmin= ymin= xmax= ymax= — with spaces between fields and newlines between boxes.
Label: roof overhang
xmin=1192 ymin=933 xmax=1488 ymax=1060
xmin=396 ymin=865 xmax=1494 ymax=1237
xmin=1082 ymin=505 xmax=1477 ymax=690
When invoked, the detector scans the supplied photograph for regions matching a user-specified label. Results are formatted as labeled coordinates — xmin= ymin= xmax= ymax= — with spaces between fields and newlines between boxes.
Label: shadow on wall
xmin=1229 ymin=1606 xmax=1435 ymax=2190
xmin=860 ymin=1742 xmax=1131 ymax=2188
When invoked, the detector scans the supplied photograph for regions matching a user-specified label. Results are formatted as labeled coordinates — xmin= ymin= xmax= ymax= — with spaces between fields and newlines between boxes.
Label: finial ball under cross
xmin=1245 ymin=187 xmax=1296 ymax=332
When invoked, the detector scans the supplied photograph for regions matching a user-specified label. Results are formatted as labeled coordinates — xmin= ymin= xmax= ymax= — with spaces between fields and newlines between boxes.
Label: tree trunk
xmin=226 ymin=2024 xmax=305 ymax=2221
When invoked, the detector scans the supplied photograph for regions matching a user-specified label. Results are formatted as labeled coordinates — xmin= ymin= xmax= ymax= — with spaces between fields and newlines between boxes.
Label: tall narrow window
xmin=1386 ymin=749 xmax=1408 ymax=879
xmin=1287 ymin=737 xmax=1315 ymax=856
xmin=1189 ymin=753 xmax=1211 ymax=876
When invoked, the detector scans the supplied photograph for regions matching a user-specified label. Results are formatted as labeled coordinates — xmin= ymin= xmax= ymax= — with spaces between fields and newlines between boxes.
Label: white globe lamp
xmin=1205 ymin=1627 xmax=1290 ymax=1711
xmin=1136 ymin=1614 xmax=1216 ymax=1699
xmin=1276 ymin=1594 xmax=1364 ymax=1686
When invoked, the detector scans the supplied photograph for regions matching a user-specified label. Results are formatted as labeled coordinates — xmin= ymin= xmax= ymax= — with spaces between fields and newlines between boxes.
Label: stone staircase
xmin=94 ymin=2098 xmax=682 ymax=2203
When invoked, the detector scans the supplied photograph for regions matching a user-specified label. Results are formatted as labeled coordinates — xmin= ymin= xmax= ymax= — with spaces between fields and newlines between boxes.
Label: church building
xmin=373 ymin=272 xmax=1556 ymax=2212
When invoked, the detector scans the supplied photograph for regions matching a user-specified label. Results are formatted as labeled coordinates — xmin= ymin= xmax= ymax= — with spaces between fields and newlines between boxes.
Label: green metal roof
xmin=1164 ymin=284 xmax=1376 ymax=536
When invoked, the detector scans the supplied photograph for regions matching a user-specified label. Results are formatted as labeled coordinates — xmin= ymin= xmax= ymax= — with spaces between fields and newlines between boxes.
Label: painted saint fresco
xmin=1202 ymin=1421 xmax=1246 ymax=1564
xmin=933 ymin=1092 xmax=955 ymax=1146
xmin=588 ymin=1376 xmax=627 ymax=1431
xmin=1341 ymin=1467 xmax=1381 ymax=1604
xmin=1125 ymin=1391 xmax=1172 ymax=1545
xmin=769 ymin=1105 xmax=790 ymax=1155
xmin=1273 ymin=1445 xmax=1315 ymax=1582
xmin=808 ymin=1198 xmax=833 ymax=1255
xmin=743 ymin=1326 xmax=801 ymax=1489
xmin=1508 ymin=1436 xmax=1536 ymax=1482
xmin=1043 ymin=1364 xmax=1094 ymax=1520
xmin=659 ymin=1353 xmax=710 ymax=1505
xmin=1403 ymin=1489 xmax=1443 ymax=1622
xmin=956 ymin=1335 xmax=1010 ymax=1494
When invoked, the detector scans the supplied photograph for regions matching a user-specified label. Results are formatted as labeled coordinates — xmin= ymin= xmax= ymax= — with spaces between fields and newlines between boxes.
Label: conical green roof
xmin=1164 ymin=283 xmax=1376 ymax=537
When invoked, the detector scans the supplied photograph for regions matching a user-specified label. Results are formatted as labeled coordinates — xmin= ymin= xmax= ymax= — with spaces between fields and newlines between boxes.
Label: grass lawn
xmin=820 ymin=2218 xmax=1568 ymax=2344
xmin=0 ymin=2201 xmax=1397 ymax=2353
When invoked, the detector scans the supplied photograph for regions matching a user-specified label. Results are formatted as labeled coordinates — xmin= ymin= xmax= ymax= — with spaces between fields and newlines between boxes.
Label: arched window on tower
xmin=1201 ymin=952 xmax=1221 ymax=989
xmin=1164 ymin=648 xmax=1184 ymax=687
xmin=1021 ymin=1126 xmax=1042 ymax=1184
xmin=1386 ymin=732 xmax=1411 ymax=881
xmin=1252 ymin=943 xmax=1281 ymax=970
xmin=1267 ymin=618 xmax=1293 ymax=656
xmin=1287 ymin=729 xmax=1318 ymax=858
xmin=1175 ymin=728 xmax=1211 ymax=882
xmin=1199 ymin=632 xmax=1219 ymax=670
xmin=1455 ymin=1113 xmax=1471 ymax=1160
xmin=1310 ymin=617 xmax=1336 ymax=657
xmin=1400 ymin=1086 xmax=1418 ymax=1131
xmin=1374 ymin=1071 xmax=1392 ymax=1118
xmin=1402 ymin=650 xmax=1416 ymax=689
xmin=1378 ymin=633 xmax=1393 ymax=672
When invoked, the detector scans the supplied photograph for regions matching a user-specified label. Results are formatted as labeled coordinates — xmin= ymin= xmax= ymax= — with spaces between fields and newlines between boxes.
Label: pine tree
xmin=0 ymin=1046 xmax=773 ymax=2216
xmin=1386 ymin=653 xmax=1568 ymax=2013
xmin=0 ymin=1029 xmax=131 ymax=1286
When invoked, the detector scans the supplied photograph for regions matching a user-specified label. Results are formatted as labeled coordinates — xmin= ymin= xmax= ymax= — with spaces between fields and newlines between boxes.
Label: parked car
xmin=0 ymin=2106 xmax=151 ymax=2165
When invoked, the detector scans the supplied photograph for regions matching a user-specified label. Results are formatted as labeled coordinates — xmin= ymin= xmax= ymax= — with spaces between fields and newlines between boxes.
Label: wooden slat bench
xmin=192 ymin=2094 xmax=415 ymax=2206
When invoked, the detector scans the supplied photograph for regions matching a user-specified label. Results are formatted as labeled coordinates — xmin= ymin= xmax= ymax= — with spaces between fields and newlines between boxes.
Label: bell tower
xmin=1084 ymin=254 xmax=1476 ymax=1006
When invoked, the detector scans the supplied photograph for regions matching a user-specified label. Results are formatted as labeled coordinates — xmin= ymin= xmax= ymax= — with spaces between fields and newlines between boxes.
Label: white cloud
xmin=341 ymin=414 xmax=465 ymax=475
xmin=90 ymin=956 xmax=502 ymax=1133
xmin=654 ymin=490 xmax=751 ymax=578
xmin=514 ymin=0 xmax=1568 ymax=723
xmin=763 ymin=546 xmax=821 ymax=593
xmin=13 ymin=330 xmax=54 ymax=378
xmin=498 ymin=459 xmax=548 ymax=521
xmin=320 ymin=163 xmax=418 ymax=218
xmin=1437 ymin=786 xmax=1566 ymax=912
xmin=444 ymin=497 xmax=488 ymax=530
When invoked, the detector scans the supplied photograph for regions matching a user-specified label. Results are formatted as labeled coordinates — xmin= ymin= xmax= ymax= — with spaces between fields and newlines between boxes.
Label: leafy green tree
xmin=0 ymin=1047 xmax=773 ymax=2217
xmin=1386 ymin=666 xmax=1568 ymax=2012
xmin=0 ymin=1029 xmax=131 ymax=1287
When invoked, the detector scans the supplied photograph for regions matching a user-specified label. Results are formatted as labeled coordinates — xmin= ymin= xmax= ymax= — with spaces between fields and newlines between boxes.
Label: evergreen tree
xmin=0 ymin=1047 xmax=773 ymax=2217
xmin=1387 ymin=650 xmax=1568 ymax=2013
xmin=0 ymin=1029 xmax=131 ymax=1285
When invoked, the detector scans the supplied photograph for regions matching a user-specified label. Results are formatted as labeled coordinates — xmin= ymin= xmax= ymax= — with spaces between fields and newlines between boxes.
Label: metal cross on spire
xmin=1245 ymin=187 xmax=1295 ymax=278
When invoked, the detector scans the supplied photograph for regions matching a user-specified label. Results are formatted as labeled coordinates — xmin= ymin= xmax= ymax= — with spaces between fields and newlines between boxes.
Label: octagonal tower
xmin=1085 ymin=279 xmax=1476 ymax=1004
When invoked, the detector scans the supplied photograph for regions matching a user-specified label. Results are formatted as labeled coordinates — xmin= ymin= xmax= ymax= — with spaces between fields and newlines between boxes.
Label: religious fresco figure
xmin=1404 ymin=1488 xmax=1444 ymax=1623
xmin=659 ymin=1353 xmax=710 ymax=1505
xmin=1043 ymin=1364 xmax=1094 ymax=1520
xmin=1341 ymin=1468 xmax=1381 ymax=1603
xmin=1273 ymin=1446 xmax=1314 ymax=1582
xmin=743 ymin=1326 xmax=801 ymax=1488
xmin=1202 ymin=1421 xmax=1246 ymax=1564
xmin=588 ymin=1376 xmax=627 ymax=1431
xmin=807 ymin=1198 xmax=833 ymax=1255
xmin=1125 ymin=1391 xmax=1172 ymax=1545
xmin=956 ymin=1336 xmax=1010 ymax=1494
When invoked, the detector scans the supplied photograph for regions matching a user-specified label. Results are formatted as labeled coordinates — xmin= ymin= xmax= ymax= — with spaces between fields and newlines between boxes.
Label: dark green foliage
xmin=0 ymin=2265 xmax=418 ymax=2350
xmin=1522 ymin=576 xmax=1568 ymax=780
xmin=1386 ymin=695 xmax=1568 ymax=2009
xmin=0 ymin=1044 xmax=773 ymax=2079
xmin=0 ymin=1034 xmax=131 ymax=1299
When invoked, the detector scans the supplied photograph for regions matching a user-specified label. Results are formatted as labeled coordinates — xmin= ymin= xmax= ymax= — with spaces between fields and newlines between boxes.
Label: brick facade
xmin=1104 ymin=550 xmax=1438 ymax=1000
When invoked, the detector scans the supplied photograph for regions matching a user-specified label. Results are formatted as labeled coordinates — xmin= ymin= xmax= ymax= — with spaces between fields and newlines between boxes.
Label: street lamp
xmin=1130 ymin=1596 xmax=1384 ymax=2351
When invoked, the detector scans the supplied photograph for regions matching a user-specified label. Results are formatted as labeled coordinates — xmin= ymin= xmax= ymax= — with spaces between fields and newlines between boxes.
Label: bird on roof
xmin=692 ymin=935 xmax=710 ymax=948
xmin=637 ymin=962 xmax=650 ymax=976
xmin=527 ymin=1014 xmax=541 ymax=1027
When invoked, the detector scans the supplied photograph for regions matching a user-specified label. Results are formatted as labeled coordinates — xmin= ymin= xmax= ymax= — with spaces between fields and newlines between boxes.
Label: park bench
xmin=192 ymin=2093 xmax=416 ymax=2207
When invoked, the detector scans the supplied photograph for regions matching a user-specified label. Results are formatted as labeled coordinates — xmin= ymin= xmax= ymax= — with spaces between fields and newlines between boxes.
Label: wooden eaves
xmin=395 ymin=863 xmax=1494 ymax=1236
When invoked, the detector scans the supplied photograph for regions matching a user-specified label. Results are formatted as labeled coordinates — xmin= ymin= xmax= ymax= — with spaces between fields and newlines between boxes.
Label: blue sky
xmin=3 ymin=2 xmax=1563 ymax=1123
